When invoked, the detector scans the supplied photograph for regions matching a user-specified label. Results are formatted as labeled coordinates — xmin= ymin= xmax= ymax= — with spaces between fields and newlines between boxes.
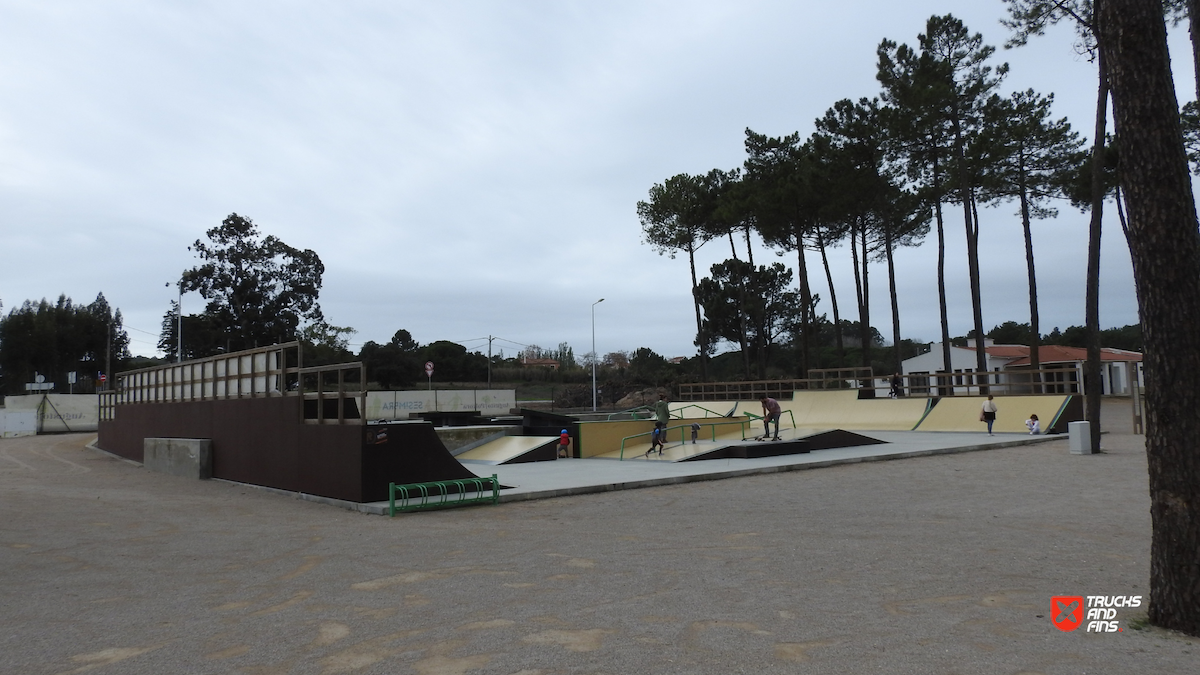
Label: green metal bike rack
xmin=389 ymin=474 xmax=500 ymax=516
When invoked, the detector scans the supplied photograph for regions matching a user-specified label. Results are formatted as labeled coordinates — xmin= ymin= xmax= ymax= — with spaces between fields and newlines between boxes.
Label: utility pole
xmin=105 ymin=319 xmax=112 ymax=391
xmin=487 ymin=335 xmax=495 ymax=389
xmin=592 ymin=298 xmax=604 ymax=412
xmin=167 ymin=280 xmax=182 ymax=362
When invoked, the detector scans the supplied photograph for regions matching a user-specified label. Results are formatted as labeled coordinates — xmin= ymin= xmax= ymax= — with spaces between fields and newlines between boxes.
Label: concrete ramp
xmin=456 ymin=436 xmax=559 ymax=464
xmin=915 ymin=395 xmax=1077 ymax=433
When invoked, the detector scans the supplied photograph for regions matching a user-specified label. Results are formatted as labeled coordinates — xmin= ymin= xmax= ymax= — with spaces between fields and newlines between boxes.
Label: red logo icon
xmin=1051 ymin=596 xmax=1084 ymax=632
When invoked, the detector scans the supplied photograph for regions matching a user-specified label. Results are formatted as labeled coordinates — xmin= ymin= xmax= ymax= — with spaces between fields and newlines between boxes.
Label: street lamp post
xmin=592 ymin=298 xmax=604 ymax=412
xmin=166 ymin=280 xmax=183 ymax=362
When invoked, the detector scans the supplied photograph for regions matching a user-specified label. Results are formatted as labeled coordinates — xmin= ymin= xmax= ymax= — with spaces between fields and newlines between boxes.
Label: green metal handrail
xmin=670 ymin=403 xmax=730 ymax=418
xmin=618 ymin=420 xmax=748 ymax=460
xmin=608 ymin=402 xmax=729 ymax=422
xmin=608 ymin=405 xmax=656 ymax=421
xmin=389 ymin=474 xmax=500 ymax=515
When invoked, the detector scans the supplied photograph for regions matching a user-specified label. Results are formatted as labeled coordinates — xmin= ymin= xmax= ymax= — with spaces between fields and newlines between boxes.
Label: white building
xmin=900 ymin=340 xmax=1143 ymax=396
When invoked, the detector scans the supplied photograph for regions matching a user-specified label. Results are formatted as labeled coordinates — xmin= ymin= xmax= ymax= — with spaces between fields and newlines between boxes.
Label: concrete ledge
xmin=144 ymin=438 xmax=213 ymax=479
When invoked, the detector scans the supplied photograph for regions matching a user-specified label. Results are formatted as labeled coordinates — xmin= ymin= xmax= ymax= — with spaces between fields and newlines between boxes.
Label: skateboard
xmin=752 ymin=435 xmax=783 ymax=442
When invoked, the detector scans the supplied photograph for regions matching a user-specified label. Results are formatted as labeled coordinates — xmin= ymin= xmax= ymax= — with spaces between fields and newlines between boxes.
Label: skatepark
xmin=1 ymin=397 xmax=1194 ymax=674
xmin=81 ymin=343 xmax=1094 ymax=514
xmin=6 ymin=345 xmax=1192 ymax=672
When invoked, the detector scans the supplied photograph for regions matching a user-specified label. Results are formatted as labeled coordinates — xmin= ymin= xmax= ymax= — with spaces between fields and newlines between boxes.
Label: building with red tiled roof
xmin=900 ymin=339 xmax=1143 ymax=396
xmin=520 ymin=357 xmax=559 ymax=370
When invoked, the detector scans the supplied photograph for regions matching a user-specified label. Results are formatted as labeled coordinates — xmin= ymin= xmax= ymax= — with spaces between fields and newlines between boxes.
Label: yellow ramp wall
xmin=579 ymin=419 xmax=656 ymax=458
xmin=821 ymin=398 xmax=930 ymax=430
xmin=916 ymin=395 xmax=1070 ymax=433
xmin=578 ymin=416 xmax=752 ymax=457
xmin=731 ymin=391 xmax=928 ymax=431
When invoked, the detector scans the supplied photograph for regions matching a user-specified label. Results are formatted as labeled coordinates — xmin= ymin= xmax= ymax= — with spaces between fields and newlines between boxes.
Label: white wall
xmin=2 ymin=394 xmax=99 ymax=432
xmin=0 ymin=409 xmax=38 ymax=437
xmin=365 ymin=390 xmax=517 ymax=420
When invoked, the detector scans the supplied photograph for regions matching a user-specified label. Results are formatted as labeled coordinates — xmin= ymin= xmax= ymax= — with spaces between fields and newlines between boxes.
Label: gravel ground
xmin=1 ymin=400 xmax=1196 ymax=675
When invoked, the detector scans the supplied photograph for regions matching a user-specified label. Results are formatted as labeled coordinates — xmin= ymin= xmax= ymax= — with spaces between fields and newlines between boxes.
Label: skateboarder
xmin=690 ymin=422 xmax=700 ymax=444
xmin=759 ymin=396 xmax=782 ymax=440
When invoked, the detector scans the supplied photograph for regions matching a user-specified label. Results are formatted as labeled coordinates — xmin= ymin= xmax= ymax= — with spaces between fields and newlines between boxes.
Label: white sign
xmin=425 ymin=361 xmax=434 ymax=376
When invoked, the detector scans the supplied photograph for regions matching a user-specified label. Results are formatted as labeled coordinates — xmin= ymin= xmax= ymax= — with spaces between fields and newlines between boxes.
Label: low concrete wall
xmin=144 ymin=438 xmax=213 ymax=479
xmin=0 ymin=409 xmax=38 ymax=438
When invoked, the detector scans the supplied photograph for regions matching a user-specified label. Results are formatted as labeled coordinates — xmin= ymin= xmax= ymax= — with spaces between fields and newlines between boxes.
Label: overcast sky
xmin=1 ymin=1 xmax=1192 ymax=363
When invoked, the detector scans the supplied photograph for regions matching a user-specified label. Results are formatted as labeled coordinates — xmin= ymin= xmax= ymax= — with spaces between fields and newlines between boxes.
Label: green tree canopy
xmin=179 ymin=213 xmax=324 ymax=355
xmin=359 ymin=329 xmax=422 ymax=389
xmin=0 ymin=293 xmax=129 ymax=394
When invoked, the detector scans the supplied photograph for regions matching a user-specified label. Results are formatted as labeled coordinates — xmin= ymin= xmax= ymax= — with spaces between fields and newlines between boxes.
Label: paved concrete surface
xmin=2 ymin=399 xmax=1196 ymax=674
xmin=461 ymin=430 xmax=1064 ymax=507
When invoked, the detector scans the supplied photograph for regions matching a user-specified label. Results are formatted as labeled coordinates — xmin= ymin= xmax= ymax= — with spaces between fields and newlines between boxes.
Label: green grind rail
xmin=389 ymin=474 xmax=500 ymax=515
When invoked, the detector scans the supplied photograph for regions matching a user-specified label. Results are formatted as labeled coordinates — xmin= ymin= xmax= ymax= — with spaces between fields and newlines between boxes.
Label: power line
xmin=125 ymin=325 xmax=161 ymax=337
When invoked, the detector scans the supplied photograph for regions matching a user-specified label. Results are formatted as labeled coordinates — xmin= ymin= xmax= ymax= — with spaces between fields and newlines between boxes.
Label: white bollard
xmin=1069 ymin=421 xmax=1093 ymax=455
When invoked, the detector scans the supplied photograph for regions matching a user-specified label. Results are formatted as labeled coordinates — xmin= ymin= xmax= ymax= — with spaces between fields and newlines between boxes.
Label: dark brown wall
xmin=98 ymin=397 xmax=364 ymax=501
xmin=97 ymin=399 xmax=483 ymax=503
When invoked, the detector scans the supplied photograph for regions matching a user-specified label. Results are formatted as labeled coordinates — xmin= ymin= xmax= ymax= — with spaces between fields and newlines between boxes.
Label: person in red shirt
xmin=558 ymin=429 xmax=570 ymax=458
xmin=759 ymin=396 xmax=782 ymax=440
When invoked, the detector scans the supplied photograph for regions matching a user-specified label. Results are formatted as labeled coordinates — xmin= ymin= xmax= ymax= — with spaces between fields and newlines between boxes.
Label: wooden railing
xmin=678 ymin=366 xmax=1086 ymax=401
xmin=100 ymin=342 xmax=366 ymax=425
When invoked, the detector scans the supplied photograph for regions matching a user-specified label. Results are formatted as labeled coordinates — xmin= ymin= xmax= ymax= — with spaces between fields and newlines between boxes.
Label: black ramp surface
xmin=680 ymin=439 xmax=810 ymax=461
xmin=361 ymin=422 xmax=487 ymax=502
xmin=800 ymin=429 xmax=888 ymax=450
xmin=678 ymin=429 xmax=887 ymax=462
xmin=502 ymin=439 xmax=559 ymax=464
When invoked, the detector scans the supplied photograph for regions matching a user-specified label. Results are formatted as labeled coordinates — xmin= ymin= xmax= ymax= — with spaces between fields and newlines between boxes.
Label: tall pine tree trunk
xmin=933 ymin=160 xmax=953 ymax=394
xmin=687 ymin=240 xmax=708 ymax=380
xmin=886 ymin=228 xmax=902 ymax=375
xmin=953 ymin=116 xmax=988 ymax=380
xmin=1190 ymin=0 xmax=1200 ymax=100
xmin=1086 ymin=38 xmax=1110 ymax=454
xmin=1018 ymin=150 xmax=1042 ymax=393
xmin=728 ymin=233 xmax=751 ymax=378
xmin=1100 ymin=0 xmax=1200 ymax=637
xmin=850 ymin=221 xmax=871 ymax=371
xmin=796 ymin=225 xmax=812 ymax=378
xmin=817 ymin=230 xmax=845 ymax=366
